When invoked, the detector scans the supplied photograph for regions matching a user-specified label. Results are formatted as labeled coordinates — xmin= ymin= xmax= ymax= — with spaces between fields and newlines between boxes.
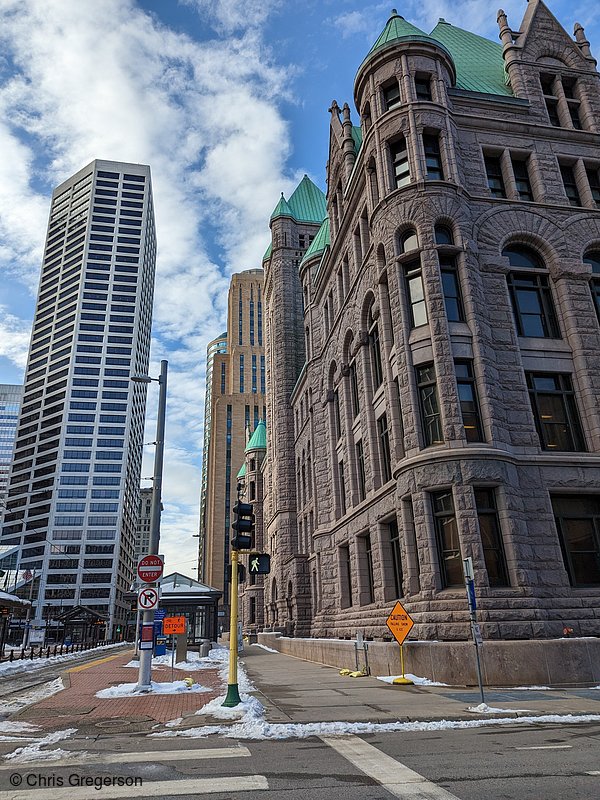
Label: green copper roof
xmin=262 ymin=242 xmax=272 ymax=262
xmin=270 ymin=193 xmax=293 ymax=221
xmin=270 ymin=175 xmax=326 ymax=225
xmin=236 ymin=463 xmax=246 ymax=479
xmin=300 ymin=217 xmax=330 ymax=266
xmin=430 ymin=20 xmax=512 ymax=97
xmin=245 ymin=420 xmax=266 ymax=452
xmin=368 ymin=10 xmax=430 ymax=54
xmin=287 ymin=175 xmax=327 ymax=223
xmin=351 ymin=125 xmax=362 ymax=153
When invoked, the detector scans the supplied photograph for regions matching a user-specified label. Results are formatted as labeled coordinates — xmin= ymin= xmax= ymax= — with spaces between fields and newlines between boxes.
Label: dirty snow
xmin=467 ymin=702 xmax=531 ymax=714
xmin=4 ymin=729 xmax=78 ymax=763
xmin=95 ymin=680 xmax=212 ymax=698
xmin=0 ymin=678 xmax=64 ymax=715
xmin=0 ymin=721 xmax=39 ymax=734
xmin=251 ymin=644 xmax=279 ymax=653
xmin=152 ymin=713 xmax=600 ymax=741
xmin=0 ymin=643 xmax=127 ymax=678
xmin=377 ymin=673 xmax=449 ymax=687
xmin=124 ymin=648 xmax=220 ymax=672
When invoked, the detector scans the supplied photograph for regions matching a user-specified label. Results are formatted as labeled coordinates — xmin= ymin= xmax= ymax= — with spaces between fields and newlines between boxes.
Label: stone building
xmin=259 ymin=1 xmax=600 ymax=646
xmin=201 ymin=269 xmax=266 ymax=617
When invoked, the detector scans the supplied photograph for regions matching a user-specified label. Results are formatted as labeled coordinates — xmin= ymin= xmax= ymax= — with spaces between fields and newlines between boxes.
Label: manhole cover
xmin=96 ymin=719 xmax=132 ymax=728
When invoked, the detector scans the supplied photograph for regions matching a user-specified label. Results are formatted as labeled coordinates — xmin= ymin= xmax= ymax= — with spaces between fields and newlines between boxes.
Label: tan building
xmin=201 ymin=269 xmax=266 ymax=616
xmin=256 ymin=0 xmax=600 ymax=677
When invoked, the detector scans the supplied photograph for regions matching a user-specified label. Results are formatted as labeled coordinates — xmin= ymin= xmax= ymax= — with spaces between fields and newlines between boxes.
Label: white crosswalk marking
xmin=0 ymin=746 xmax=267 ymax=800
xmin=321 ymin=734 xmax=460 ymax=799
xmin=0 ymin=746 xmax=251 ymax=770
xmin=0 ymin=775 xmax=268 ymax=800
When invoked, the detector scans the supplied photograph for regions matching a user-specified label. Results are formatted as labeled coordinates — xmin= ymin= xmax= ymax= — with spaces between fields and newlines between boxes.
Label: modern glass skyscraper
xmin=0 ymin=385 xmax=23 ymax=524
xmin=0 ymin=160 xmax=156 ymax=637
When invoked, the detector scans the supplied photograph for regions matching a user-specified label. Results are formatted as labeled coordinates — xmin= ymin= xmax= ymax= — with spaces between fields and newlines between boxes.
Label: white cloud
xmin=0 ymin=0 xmax=293 ymax=575
xmin=181 ymin=0 xmax=281 ymax=33
xmin=0 ymin=308 xmax=31 ymax=370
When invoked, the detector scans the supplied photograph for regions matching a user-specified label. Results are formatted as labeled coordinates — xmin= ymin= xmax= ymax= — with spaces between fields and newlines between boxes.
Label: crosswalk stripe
xmin=321 ymin=735 xmax=460 ymax=799
xmin=0 ymin=775 xmax=268 ymax=800
xmin=0 ymin=746 xmax=251 ymax=770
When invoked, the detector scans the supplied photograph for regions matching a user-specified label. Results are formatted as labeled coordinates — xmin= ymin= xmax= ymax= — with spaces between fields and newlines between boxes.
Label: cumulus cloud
xmin=0 ymin=308 xmax=31 ymax=370
xmin=0 ymin=0 xmax=293 ymax=575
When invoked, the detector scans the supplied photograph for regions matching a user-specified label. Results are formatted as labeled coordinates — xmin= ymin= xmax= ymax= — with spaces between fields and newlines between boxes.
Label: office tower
xmin=198 ymin=332 xmax=227 ymax=581
xmin=201 ymin=269 xmax=266 ymax=615
xmin=260 ymin=1 xmax=600 ymax=650
xmin=0 ymin=385 xmax=23 ymax=525
xmin=134 ymin=486 xmax=153 ymax=562
xmin=1 ymin=160 xmax=156 ymax=637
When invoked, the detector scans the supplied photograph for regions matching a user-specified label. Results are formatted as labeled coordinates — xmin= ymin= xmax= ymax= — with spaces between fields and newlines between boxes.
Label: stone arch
xmin=360 ymin=290 xmax=377 ymax=329
xmin=474 ymin=207 xmax=568 ymax=274
xmin=562 ymin=215 xmax=600 ymax=262
xmin=530 ymin=43 xmax=586 ymax=70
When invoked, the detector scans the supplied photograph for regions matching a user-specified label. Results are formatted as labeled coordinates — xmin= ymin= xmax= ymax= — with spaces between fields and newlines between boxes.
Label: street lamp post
xmin=131 ymin=359 xmax=168 ymax=691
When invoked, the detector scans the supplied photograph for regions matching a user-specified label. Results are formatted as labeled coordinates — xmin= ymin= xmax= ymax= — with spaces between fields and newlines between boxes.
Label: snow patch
xmin=377 ymin=673 xmax=449 ymax=687
xmin=0 ymin=643 xmax=126 ymax=677
xmin=195 ymin=694 xmax=265 ymax=721
xmin=251 ymin=644 xmax=279 ymax=653
xmin=467 ymin=702 xmax=530 ymax=714
xmin=0 ymin=721 xmax=40 ymax=734
xmin=0 ymin=678 xmax=64 ymax=715
xmin=4 ymin=729 xmax=78 ymax=763
xmin=151 ymin=713 xmax=600 ymax=741
xmin=96 ymin=680 xmax=212 ymax=698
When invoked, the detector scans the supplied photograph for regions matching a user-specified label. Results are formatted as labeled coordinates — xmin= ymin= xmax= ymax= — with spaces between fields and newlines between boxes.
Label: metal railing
xmin=0 ymin=639 xmax=120 ymax=663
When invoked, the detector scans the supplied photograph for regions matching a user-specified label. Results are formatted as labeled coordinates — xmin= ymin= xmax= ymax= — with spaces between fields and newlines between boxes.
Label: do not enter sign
xmin=138 ymin=554 xmax=164 ymax=583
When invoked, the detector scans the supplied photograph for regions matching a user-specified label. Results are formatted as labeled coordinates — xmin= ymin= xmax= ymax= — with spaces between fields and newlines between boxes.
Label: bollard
xmin=46 ymin=647 xmax=50 ymax=658
xmin=9 ymin=651 xmax=13 ymax=662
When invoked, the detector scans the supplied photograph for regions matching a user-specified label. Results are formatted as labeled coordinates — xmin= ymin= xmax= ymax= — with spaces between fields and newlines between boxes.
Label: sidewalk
xmin=13 ymin=648 xmax=223 ymax=735
xmin=241 ymin=645 xmax=600 ymax=724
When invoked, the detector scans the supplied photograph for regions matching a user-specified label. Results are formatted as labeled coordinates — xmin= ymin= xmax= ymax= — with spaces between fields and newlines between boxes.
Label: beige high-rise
xmin=200 ymin=269 xmax=266 ymax=616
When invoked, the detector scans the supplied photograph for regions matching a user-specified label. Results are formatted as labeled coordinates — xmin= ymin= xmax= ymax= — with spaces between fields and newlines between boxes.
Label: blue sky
xmin=0 ymin=0 xmax=598 ymax=578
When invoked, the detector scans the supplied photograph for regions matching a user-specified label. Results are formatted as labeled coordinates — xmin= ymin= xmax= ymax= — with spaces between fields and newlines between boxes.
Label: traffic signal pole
xmin=223 ymin=548 xmax=241 ymax=707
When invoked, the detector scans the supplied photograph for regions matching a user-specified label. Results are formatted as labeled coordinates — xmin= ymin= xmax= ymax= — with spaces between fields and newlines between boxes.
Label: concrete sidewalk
xmin=241 ymin=644 xmax=600 ymax=724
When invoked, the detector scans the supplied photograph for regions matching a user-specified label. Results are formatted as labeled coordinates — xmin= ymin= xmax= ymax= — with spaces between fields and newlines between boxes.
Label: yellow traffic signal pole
xmin=223 ymin=548 xmax=241 ymax=707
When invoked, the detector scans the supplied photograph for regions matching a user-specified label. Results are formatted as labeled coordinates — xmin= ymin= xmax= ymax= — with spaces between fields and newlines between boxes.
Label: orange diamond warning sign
xmin=386 ymin=601 xmax=414 ymax=646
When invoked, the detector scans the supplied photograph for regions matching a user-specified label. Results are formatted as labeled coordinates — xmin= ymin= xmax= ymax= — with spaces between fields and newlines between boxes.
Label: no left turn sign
xmin=138 ymin=586 xmax=159 ymax=611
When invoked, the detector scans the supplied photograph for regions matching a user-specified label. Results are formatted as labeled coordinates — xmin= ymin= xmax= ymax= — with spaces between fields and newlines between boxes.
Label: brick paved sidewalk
xmin=16 ymin=649 xmax=224 ymax=732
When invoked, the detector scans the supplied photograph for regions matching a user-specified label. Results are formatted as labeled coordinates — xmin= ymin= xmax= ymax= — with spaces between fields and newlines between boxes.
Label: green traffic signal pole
xmin=223 ymin=548 xmax=241 ymax=707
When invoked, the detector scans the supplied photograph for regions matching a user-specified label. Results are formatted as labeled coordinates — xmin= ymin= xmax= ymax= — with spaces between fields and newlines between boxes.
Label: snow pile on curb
xmin=377 ymin=673 xmax=449 ymax=687
xmin=0 ymin=643 xmax=127 ymax=678
xmin=152 ymin=712 xmax=600 ymax=741
xmin=4 ymin=729 xmax=78 ymax=763
xmin=96 ymin=680 xmax=212 ymax=698
xmin=251 ymin=644 xmax=279 ymax=654
xmin=125 ymin=648 xmax=223 ymax=672
xmin=467 ymin=702 xmax=531 ymax=714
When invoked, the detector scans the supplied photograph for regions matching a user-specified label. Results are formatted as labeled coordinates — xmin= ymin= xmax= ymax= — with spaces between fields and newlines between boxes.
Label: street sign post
xmin=386 ymin=601 xmax=415 ymax=685
xmin=138 ymin=586 xmax=159 ymax=611
xmin=463 ymin=557 xmax=485 ymax=706
xmin=137 ymin=554 xmax=164 ymax=584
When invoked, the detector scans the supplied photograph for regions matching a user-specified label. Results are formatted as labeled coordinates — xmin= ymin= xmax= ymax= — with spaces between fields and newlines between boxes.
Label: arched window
xmin=502 ymin=245 xmax=544 ymax=270
xmin=367 ymin=303 xmax=383 ymax=390
xmin=584 ymin=251 xmax=600 ymax=322
xmin=399 ymin=229 xmax=418 ymax=254
xmin=502 ymin=245 xmax=560 ymax=338
xmin=435 ymin=225 xmax=453 ymax=245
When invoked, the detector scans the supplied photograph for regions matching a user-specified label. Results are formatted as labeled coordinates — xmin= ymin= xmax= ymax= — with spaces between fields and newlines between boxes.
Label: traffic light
xmin=227 ymin=563 xmax=246 ymax=583
xmin=231 ymin=501 xmax=254 ymax=550
xmin=248 ymin=553 xmax=271 ymax=575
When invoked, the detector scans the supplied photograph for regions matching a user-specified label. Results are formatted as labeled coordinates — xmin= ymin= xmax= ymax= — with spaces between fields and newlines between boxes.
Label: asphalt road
xmin=0 ymin=721 xmax=598 ymax=799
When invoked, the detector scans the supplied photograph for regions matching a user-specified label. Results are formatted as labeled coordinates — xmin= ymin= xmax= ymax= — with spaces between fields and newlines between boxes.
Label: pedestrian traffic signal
xmin=231 ymin=501 xmax=254 ymax=550
xmin=227 ymin=563 xmax=246 ymax=583
xmin=248 ymin=553 xmax=271 ymax=575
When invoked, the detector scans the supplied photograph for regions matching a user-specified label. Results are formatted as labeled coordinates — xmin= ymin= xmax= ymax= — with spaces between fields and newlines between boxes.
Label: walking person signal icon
xmin=248 ymin=554 xmax=271 ymax=575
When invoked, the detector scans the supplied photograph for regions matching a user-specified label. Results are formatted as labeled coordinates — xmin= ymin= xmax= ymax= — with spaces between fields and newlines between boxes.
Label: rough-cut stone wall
xmin=261 ymin=2 xmax=600 ymax=647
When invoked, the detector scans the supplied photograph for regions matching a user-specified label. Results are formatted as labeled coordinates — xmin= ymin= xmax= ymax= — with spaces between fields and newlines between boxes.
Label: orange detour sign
xmin=163 ymin=616 xmax=186 ymax=635
xmin=386 ymin=601 xmax=414 ymax=645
